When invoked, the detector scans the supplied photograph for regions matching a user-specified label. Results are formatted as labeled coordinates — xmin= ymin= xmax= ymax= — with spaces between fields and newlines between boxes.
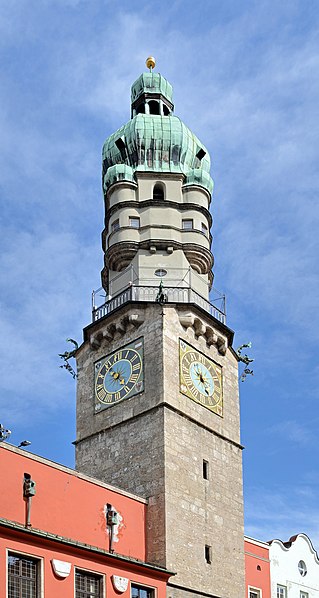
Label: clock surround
xmin=94 ymin=338 xmax=144 ymax=411
xmin=179 ymin=339 xmax=223 ymax=416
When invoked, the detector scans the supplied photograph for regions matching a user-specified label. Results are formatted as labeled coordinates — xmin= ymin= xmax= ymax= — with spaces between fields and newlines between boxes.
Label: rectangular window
xmin=182 ymin=219 xmax=193 ymax=230
xmin=75 ymin=569 xmax=103 ymax=598
xmin=205 ymin=544 xmax=212 ymax=564
xmin=300 ymin=593 xmax=309 ymax=598
xmin=203 ymin=459 xmax=209 ymax=480
xmin=249 ymin=588 xmax=261 ymax=598
xmin=8 ymin=552 xmax=39 ymax=598
xmin=131 ymin=584 xmax=155 ymax=598
xmin=111 ymin=219 xmax=119 ymax=232
xmin=129 ymin=217 xmax=140 ymax=228
xmin=277 ymin=586 xmax=287 ymax=598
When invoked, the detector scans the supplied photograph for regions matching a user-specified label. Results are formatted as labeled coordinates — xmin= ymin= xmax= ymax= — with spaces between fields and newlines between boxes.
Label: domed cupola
xmin=102 ymin=58 xmax=213 ymax=196
xmin=131 ymin=69 xmax=174 ymax=117
xmin=100 ymin=58 xmax=217 ymax=314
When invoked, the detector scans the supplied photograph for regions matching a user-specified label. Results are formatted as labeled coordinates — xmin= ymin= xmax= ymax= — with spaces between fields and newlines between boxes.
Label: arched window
xmin=163 ymin=104 xmax=170 ymax=116
xmin=136 ymin=103 xmax=145 ymax=114
xmin=149 ymin=100 xmax=160 ymax=115
xmin=153 ymin=183 xmax=165 ymax=200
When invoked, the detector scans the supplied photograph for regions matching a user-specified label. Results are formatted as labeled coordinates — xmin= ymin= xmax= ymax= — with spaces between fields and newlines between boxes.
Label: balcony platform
xmin=92 ymin=284 xmax=226 ymax=325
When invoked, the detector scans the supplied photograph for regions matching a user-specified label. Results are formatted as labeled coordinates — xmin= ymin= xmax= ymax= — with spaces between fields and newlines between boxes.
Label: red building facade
xmin=245 ymin=536 xmax=271 ymax=598
xmin=0 ymin=443 xmax=172 ymax=597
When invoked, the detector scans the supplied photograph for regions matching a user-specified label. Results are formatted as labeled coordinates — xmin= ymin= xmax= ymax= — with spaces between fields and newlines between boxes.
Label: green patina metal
xmin=102 ymin=72 xmax=214 ymax=195
xmin=131 ymin=72 xmax=173 ymax=104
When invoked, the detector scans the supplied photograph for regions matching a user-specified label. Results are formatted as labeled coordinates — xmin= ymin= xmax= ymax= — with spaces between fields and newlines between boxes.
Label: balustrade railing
xmin=92 ymin=284 xmax=226 ymax=324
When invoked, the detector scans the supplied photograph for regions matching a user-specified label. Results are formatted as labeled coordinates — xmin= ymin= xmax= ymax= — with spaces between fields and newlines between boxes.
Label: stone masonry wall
xmin=75 ymin=303 xmax=244 ymax=597
xmin=162 ymin=307 xmax=245 ymax=598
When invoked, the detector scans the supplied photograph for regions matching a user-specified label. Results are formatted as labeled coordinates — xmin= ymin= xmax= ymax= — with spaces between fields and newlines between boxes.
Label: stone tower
xmin=75 ymin=61 xmax=245 ymax=598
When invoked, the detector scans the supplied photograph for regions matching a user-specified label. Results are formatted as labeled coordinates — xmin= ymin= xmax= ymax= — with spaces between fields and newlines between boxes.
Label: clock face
xmin=179 ymin=339 xmax=223 ymax=416
xmin=94 ymin=339 xmax=143 ymax=410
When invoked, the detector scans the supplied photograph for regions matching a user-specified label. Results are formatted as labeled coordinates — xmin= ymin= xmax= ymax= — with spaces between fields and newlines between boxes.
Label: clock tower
xmin=75 ymin=59 xmax=245 ymax=598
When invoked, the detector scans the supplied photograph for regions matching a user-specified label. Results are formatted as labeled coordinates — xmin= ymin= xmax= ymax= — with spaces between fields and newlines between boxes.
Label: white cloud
xmin=0 ymin=226 xmax=97 ymax=421
xmin=268 ymin=420 xmax=315 ymax=447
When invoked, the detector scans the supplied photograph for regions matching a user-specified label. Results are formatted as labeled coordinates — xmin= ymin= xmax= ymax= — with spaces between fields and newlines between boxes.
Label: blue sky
xmin=1 ymin=0 xmax=319 ymax=548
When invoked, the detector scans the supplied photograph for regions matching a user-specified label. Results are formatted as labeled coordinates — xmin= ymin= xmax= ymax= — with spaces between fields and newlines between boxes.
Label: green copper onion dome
xmin=102 ymin=70 xmax=214 ymax=195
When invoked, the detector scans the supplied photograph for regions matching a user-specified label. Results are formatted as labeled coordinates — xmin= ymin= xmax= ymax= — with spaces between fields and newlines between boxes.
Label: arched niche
xmin=153 ymin=182 xmax=165 ymax=200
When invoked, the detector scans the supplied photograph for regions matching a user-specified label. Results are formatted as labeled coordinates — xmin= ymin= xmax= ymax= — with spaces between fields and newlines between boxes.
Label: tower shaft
xmin=75 ymin=65 xmax=245 ymax=598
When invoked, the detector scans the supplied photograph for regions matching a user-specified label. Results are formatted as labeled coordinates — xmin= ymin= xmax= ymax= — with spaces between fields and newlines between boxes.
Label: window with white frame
xmin=75 ymin=569 xmax=103 ymax=598
xmin=131 ymin=584 xmax=155 ymax=598
xmin=277 ymin=585 xmax=287 ymax=598
xmin=249 ymin=588 xmax=261 ymax=598
xmin=182 ymin=219 xmax=193 ymax=230
xmin=300 ymin=592 xmax=309 ymax=598
xmin=129 ymin=216 xmax=140 ymax=228
xmin=8 ymin=552 xmax=40 ymax=598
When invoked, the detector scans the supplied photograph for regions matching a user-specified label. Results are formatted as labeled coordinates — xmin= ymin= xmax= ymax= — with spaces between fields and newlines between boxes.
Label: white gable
xmin=270 ymin=534 xmax=319 ymax=598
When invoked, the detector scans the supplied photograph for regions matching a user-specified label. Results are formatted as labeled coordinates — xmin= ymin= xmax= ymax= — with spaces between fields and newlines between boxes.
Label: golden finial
xmin=146 ymin=56 xmax=156 ymax=71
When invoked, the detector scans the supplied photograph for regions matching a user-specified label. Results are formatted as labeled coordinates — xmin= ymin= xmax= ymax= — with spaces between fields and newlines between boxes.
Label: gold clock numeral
xmin=189 ymin=384 xmax=199 ymax=398
xmin=182 ymin=363 xmax=189 ymax=374
xmin=113 ymin=351 xmax=123 ymax=363
xmin=97 ymin=388 xmax=106 ymax=400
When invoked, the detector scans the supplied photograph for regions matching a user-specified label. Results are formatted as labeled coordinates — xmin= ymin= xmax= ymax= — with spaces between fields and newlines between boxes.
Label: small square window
xmin=182 ymin=219 xmax=193 ymax=230
xmin=203 ymin=460 xmax=209 ymax=480
xmin=249 ymin=588 xmax=261 ymax=598
xmin=205 ymin=544 xmax=212 ymax=564
xmin=111 ymin=219 xmax=119 ymax=232
xmin=129 ymin=217 xmax=140 ymax=228
xmin=75 ymin=569 xmax=103 ymax=598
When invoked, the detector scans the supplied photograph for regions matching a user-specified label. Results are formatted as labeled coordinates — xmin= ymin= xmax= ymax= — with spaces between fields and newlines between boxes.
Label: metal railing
xmin=92 ymin=284 xmax=226 ymax=324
